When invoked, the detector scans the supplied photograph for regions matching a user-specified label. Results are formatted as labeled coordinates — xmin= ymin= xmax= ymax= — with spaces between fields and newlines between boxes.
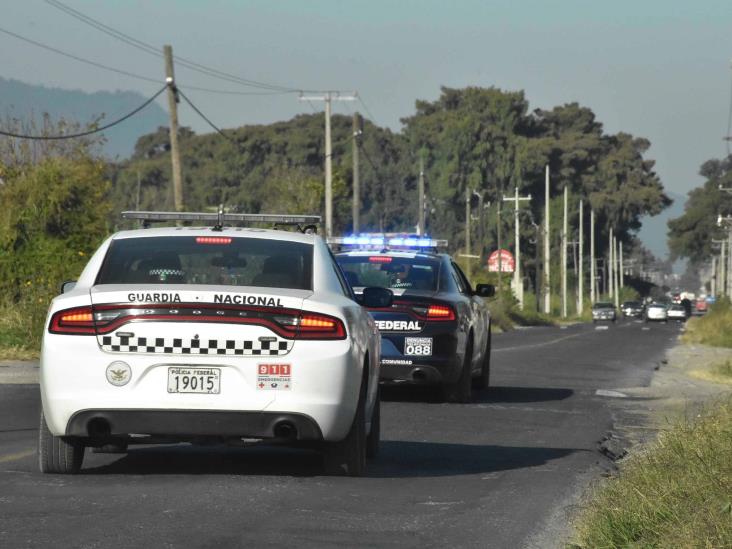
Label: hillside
xmin=0 ymin=77 xmax=167 ymax=159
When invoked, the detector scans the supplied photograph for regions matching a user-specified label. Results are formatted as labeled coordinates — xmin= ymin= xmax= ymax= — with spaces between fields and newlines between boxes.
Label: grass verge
xmin=572 ymin=399 xmax=732 ymax=548
xmin=683 ymin=299 xmax=732 ymax=348
xmin=0 ymin=300 xmax=43 ymax=360
xmin=690 ymin=360 xmax=732 ymax=386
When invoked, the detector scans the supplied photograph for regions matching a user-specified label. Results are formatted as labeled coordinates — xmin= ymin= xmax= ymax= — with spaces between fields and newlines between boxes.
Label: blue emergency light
xmin=328 ymin=234 xmax=448 ymax=249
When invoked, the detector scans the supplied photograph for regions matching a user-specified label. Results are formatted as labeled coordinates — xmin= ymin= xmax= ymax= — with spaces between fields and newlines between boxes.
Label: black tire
xmin=443 ymin=337 xmax=473 ymax=403
xmin=474 ymin=329 xmax=491 ymax=390
xmin=322 ymin=375 xmax=367 ymax=476
xmin=38 ymin=411 xmax=84 ymax=474
xmin=366 ymin=386 xmax=380 ymax=459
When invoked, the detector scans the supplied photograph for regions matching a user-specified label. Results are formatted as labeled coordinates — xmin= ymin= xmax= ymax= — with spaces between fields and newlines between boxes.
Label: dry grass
xmin=683 ymin=300 xmax=732 ymax=348
xmin=572 ymin=400 xmax=732 ymax=548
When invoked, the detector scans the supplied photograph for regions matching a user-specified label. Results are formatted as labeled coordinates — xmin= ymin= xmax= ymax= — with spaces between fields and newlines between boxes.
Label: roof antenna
xmin=214 ymin=204 xmax=224 ymax=231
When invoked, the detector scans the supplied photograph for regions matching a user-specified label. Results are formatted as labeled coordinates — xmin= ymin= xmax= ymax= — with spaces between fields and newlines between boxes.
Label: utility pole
xmin=561 ymin=185 xmax=568 ymax=318
xmin=298 ymin=91 xmax=357 ymax=237
xmin=543 ymin=165 xmax=551 ymax=314
xmin=497 ymin=201 xmax=503 ymax=296
xmin=614 ymin=236 xmax=620 ymax=309
xmin=578 ymin=200 xmax=584 ymax=315
xmin=590 ymin=208 xmax=595 ymax=305
xmin=352 ymin=112 xmax=362 ymax=233
xmin=608 ymin=227 xmax=614 ymax=300
xmin=465 ymin=187 xmax=471 ymax=281
xmin=417 ymin=153 xmax=426 ymax=235
xmin=712 ymin=256 xmax=717 ymax=297
xmin=135 ymin=170 xmax=141 ymax=211
xmin=473 ymin=190 xmax=485 ymax=263
xmin=503 ymin=187 xmax=532 ymax=310
xmin=163 ymin=45 xmax=183 ymax=212
xmin=619 ymin=240 xmax=624 ymax=288
xmin=722 ymin=239 xmax=727 ymax=297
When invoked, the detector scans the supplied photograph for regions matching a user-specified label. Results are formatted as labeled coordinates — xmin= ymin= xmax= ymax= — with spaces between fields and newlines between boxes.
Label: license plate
xmin=167 ymin=367 xmax=220 ymax=394
xmin=404 ymin=337 xmax=432 ymax=356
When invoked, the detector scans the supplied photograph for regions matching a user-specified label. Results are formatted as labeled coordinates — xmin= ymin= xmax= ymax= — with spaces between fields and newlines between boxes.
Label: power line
xmin=176 ymin=88 xmax=236 ymax=143
xmin=0 ymin=26 xmax=303 ymax=98
xmin=178 ymin=85 xmax=294 ymax=97
xmin=0 ymin=85 xmax=167 ymax=140
xmin=43 ymin=0 xmax=323 ymax=93
xmin=0 ymin=26 xmax=160 ymax=84
xmin=357 ymin=96 xmax=378 ymax=125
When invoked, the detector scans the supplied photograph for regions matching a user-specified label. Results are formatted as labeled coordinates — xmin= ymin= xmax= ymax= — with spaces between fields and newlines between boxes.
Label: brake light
xmin=196 ymin=236 xmax=232 ymax=245
xmin=296 ymin=313 xmax=346 ymax=339
xmin=49 ymin=306 xmax=96 ymax=335
xmin=426 ymin=304 xmax=455 ymax=320
xmin=368 ymin=256 xmax=392 ymax=263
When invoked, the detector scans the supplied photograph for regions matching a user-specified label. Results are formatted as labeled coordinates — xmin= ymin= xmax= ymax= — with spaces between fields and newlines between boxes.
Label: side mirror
xmin=61 ymin=281 xmax=77 ymax=294
xmin=475 ymin=284 xmax=495 ymax=298
xmin=361 ymin=287 xmax=394 ymax=308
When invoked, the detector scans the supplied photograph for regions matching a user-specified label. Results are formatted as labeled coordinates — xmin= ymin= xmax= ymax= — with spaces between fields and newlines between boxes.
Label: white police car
xmin=39 ymin=211 xmax=389 ymax=476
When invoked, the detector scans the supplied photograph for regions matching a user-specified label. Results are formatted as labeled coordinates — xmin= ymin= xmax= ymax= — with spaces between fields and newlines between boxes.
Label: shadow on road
xmin=371 ymin=440 xmax=580 ymax=478
xmin=474 ymin=386 xmax=574 ymax=404
xmin=79 ymin=440 xmax=581 ymax=478
xmin=381 ymin=385 xmax=574 ymax=405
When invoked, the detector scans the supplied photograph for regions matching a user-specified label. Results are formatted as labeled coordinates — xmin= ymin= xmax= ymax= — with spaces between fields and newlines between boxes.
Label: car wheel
xmin=38 ymin=411 xmax=84 ymax=474
xmin=443 ymin=338 xmax=473 ymax=404
xmin=473 ymin=330 xmax=491 ymax=390
xmin=366 ymin=386 xmax=380 ymax=459
xmin=322 ymin=375 xmax=367 ymax=476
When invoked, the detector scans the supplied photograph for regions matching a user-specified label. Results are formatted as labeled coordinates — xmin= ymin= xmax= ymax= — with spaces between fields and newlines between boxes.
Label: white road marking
xmin=493 ymin=331 xmax=584 ymax=353
xmin=595 ymin=325 xmax=609 ymax=331
xmin=0 ymin=449 xmax=34 ymax=464
xmin=641 ymin=327 xmax=650 ymax=331
xmin=595 ymin=389 xmax=628 ymax=398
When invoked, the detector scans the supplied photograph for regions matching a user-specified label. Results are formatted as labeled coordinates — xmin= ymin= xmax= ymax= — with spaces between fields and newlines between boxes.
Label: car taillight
xmin=368 ymin=256 xmax=392 ymax=263
xmin=426 ymin=304 xmax=455 ymax=320
xmin=295 ymin=313 xmax=346 ymax=339
xmin=49 ymin=306 xmax=96 ymax=335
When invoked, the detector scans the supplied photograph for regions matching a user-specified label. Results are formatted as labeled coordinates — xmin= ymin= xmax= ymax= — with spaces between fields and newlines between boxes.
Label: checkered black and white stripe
xmin=98 ymin=335 xmax=293 ymax=356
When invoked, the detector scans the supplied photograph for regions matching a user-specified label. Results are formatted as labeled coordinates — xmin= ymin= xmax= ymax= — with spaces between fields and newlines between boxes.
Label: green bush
xmin=0 ymin=155 xmax=111 ymax=357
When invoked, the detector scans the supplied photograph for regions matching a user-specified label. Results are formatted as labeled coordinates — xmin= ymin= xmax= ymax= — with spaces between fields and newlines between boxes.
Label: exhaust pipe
xmin=273 ymin=421 xmax=297 ymax=440
xmin=412 ymin=369 xmax=427 ymax=382
xmin=86 ymin=417 xmax=111 ymax=438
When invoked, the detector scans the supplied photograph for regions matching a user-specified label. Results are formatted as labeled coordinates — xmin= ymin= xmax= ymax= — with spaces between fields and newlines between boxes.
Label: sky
xmin=3 ymin=0 xmax=732 ymax=257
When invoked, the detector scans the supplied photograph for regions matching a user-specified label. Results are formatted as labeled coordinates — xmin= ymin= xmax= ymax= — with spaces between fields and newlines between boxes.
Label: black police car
xmin=332 ymin=236 xmax=494 ymax=403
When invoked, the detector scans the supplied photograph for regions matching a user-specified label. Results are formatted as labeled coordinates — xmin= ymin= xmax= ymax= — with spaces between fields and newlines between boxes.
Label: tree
xmin=668 ymin=156 xmax=732 ymax=263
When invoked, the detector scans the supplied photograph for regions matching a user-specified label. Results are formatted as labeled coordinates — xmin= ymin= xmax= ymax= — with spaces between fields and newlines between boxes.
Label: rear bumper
xmin=66 ymin=409 xmax=322 ymax=440
xmin=380 ymin=362 xmax=450 ymax=384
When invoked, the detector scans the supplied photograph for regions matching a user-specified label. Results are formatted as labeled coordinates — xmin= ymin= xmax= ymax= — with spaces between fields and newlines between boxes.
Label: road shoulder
xmin=0 ymin=360 xmax=39 ymax=384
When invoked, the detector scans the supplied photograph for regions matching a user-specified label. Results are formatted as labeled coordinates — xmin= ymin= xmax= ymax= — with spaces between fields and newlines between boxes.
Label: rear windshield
xmin=336 ymin=254 xmax=440 ymax=291
xmin=96 ymin=236 xmax=313 ymax=290
xmin=622 ymin=301 xmax=641 ymax=307
xmin=593 ymin=302 xmax=614 ymax=309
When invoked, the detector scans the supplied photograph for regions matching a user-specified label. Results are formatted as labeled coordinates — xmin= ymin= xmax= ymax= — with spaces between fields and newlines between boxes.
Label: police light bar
xmin=122 ymin=210 xmax=321 ymax=232
xmin=328 ymin=234 xmax=448 ymax=249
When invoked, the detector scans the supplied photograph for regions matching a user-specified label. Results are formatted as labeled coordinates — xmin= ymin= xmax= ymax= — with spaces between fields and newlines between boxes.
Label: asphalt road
xmin=0 ymin=320 xmax=681 ymax=548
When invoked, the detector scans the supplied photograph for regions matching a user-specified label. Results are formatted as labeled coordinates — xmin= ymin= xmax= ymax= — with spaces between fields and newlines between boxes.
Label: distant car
xmin=592 ymin=302 xmax=616 ymax=323
xmin=694 ymin=299 xmax=708 ymax=315
xmin=645 ymin=303 xmax=668 ymax=322
xmin=621 ymin=300 xmax=645 ymax=319
xmin=667 ymin=304 xmax=687 ymax=321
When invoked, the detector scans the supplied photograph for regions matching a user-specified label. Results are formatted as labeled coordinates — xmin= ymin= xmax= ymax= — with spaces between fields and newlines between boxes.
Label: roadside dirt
xmin=0 ymin=360 xmax=39 ymax=384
